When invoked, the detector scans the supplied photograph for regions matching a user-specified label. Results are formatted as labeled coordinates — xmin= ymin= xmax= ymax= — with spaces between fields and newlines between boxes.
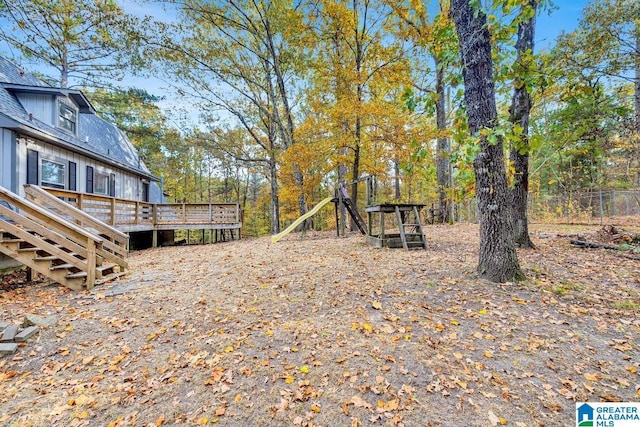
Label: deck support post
xmin=86 ymin=240 xmax=96 ymax=290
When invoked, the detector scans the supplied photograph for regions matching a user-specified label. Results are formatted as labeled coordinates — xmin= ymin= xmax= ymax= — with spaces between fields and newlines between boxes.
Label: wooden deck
xmin=32 ymin=187 xmax=242 ymax=237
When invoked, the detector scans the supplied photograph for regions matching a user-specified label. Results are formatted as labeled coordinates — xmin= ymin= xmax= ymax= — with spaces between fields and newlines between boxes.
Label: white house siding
xmin=16 ymin=134 xmax=145 ymax=201
xmin=0 ymin=128 xmax=16 ymax=192
xmin=16 ymin=93 xmax=55 ymax=126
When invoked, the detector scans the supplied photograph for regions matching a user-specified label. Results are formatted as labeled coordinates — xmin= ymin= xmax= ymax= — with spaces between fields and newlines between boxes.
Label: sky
xmin=0 ymin=0 xmax=590 ymax=125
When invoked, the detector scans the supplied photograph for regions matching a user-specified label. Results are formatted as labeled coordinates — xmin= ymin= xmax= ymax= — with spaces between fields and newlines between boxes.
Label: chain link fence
xmin=428 ymin=189 xmax=640 ymax=225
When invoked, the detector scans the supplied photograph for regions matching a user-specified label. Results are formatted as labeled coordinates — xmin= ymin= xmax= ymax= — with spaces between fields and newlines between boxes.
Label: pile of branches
xmin=571 ymin=225 xmax=640 ymax=260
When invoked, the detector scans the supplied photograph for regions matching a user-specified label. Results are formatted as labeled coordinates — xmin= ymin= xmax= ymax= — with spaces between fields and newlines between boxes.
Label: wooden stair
xmin=343 ymin=197 xmax=368 ymax=235
xmin=395 ymin=205 xmax=427 ymax=250
xmin=337 ymin=186 xmax=367 ymax=235
xmin=0 ymin=185 xmax=128 ymax=290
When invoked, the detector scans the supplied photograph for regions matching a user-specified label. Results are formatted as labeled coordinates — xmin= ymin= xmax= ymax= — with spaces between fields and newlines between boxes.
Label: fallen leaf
xmin=372 ymin=301 xmax=382 ymax=310
xmin=583 ymin=373 xmax=599 ymax=381
xmin=488 ymin=410 xmax=499 ymax=426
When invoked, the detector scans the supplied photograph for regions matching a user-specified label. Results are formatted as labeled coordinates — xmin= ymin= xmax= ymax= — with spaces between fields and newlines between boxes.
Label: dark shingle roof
xmin=0 ymin=56 xmax=156 ymax=180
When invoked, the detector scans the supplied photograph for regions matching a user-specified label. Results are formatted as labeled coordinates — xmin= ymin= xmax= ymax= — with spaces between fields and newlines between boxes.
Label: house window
xmin=41 ymin=159 xmax=65 ymax=189
xmin=58 ymin=102 xmax=77 ymax=134
xmin=94 ymin=171 xmax=110 ymax=195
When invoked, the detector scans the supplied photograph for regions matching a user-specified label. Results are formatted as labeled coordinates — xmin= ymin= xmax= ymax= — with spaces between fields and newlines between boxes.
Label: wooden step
xmin=95 ymin=271 xmax=126 ymax=285
xmin=16 ymin=246 xmax=39 ymax=253
xmin=49 ymin=263 xmax=77 ymax=271
xmin=0 ymin=238 xmax=23 ymax=243
xmin=33 ymin=255 xmax=62 ymax=262
xmin=66 ymin=271 xmax=87 ymax=279
xmin=97 ymin=263 xmax=117 ymax=277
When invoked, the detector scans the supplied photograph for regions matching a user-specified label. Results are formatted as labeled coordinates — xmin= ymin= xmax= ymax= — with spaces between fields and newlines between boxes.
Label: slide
xmin=271 ymin=197 xmax=334 ymax=243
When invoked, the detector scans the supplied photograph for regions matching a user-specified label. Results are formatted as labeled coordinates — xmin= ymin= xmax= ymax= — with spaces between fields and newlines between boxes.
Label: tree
xmin=0 ymin=0 xmax=141 ymax=88
xmin=387 ymin=0 xmax=459 ymax=222
xmin=508 ymin=0 xmax=537 ymax=248
xmin=554 ymin=0 xmax=640 ymax=183
xmin=450 ymin=0 xmax=524 ymax=282
xmin=146 ymin=0 xmax=310 ymax=234
xmin=309 ymin=0 xmax=410 ymax=227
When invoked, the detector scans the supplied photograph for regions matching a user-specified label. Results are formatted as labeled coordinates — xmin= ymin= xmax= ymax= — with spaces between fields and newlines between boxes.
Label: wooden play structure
xmin=273 ymin=176 xmax=427 ymax=250
xmin=365 ymin=203 xmax=427 ymax=250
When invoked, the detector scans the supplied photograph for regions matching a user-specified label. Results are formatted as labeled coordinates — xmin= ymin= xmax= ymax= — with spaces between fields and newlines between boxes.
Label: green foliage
xmin=0 ymin=0 xmax=143 ymax=88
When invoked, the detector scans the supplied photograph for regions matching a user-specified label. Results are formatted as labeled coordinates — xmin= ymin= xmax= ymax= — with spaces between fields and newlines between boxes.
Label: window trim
xmin=40 ymin=157 xmax=66 ymax=190
xmin=93 ymin=170 xmax=110 ymax=195
xmin=58 ymin=100 xmax=78 ymax=135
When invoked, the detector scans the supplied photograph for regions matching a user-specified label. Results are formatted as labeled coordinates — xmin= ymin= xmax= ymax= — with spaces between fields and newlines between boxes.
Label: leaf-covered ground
xmin=1 ymin=222 xmax=639 ymax=427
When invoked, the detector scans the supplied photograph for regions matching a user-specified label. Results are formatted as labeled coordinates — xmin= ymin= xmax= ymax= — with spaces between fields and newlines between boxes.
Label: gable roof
xmin=0 ymin=56 xmax=157 ymax=181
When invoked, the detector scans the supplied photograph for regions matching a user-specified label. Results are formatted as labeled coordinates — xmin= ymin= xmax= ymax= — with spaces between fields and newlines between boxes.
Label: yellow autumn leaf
xmin=362 ymin=323 xmax=373 ymax=331
xmin=198 ymin=417 xmax=209 ymax=425
xmin=484 ymin=351 xmax=493 ymax=358
xmin=627 ymin=366 xmax=637 ymax=374
xmin=291 ymin=347 xmax=299 ymax=353
xmin=300 ymin=365 xmax=309 ymax=374
xmin=372 ymin=301 xmax=382 ymax=310
xmin=76 ymin=411 xmax=89 ymax=419
xmin=450 ymin=319 xmax=460 ymax=326
xmin=584 ymin=373 xmax=599 ymax=381
xmin=265 ymin=330 xmax=274 ymax=336
xmin=478 ymin=309 xmax=487 ymax=315
xmin=234 ymin=394 xmax=243 ymax=403
xmin=224 ymin=345 xmax=233 ymax=353
xmin=155 ymin=414 xmax=165 ymax=426
xmin=285 ymin=375 xmax=294 ymax=384
xmin=310 ymin=404 xmax=321 ymax=413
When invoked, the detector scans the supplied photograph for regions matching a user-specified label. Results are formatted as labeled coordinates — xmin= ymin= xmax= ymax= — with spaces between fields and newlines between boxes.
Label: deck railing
xmin=36 ymin=188 xmax=241 ymax=232
xmin=24 ymin=185 xmax=129 ymax=269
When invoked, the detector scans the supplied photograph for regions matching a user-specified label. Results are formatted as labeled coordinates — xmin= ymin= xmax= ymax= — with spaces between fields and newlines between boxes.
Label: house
xmin=0 ymin=56 xmax=162 ymax=203
xmin=0 ymin=56 xmax=241 ymax=286
xmin=0 ymin=56 xmax=164 ymax=271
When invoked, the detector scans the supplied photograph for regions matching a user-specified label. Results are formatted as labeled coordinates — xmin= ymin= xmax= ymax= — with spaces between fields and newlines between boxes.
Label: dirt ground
xmin=1 ymin=222 xmax=639 ymax=427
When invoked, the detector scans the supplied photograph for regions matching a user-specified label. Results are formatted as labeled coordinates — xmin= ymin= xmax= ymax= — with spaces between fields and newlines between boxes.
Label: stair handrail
xmin=0 ymin=186 xmax=104 ymax=245
xmin=0 ymin=184 xmax=104 ymax=287
xmin=24 ymin=184 xmax=129 ymax=258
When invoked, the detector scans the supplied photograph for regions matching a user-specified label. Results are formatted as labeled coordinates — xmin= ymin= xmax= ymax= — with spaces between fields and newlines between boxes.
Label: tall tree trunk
xmin=509 ymin=0 xmax=537 ymax=249
xmin=264 ymin=19 xmax=307 ymax=222
xmin=394 ymin=158 xmax=401 ymax=200
xmin=435 ymin=57 xmax=450 ymax=223
xmin=268 ymin=154 xmax=280 ymax=234
xmin=450 ymin=0 xmax=525 ymax=283
xmin=350 ymin=115 xmax=361 ymax=231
